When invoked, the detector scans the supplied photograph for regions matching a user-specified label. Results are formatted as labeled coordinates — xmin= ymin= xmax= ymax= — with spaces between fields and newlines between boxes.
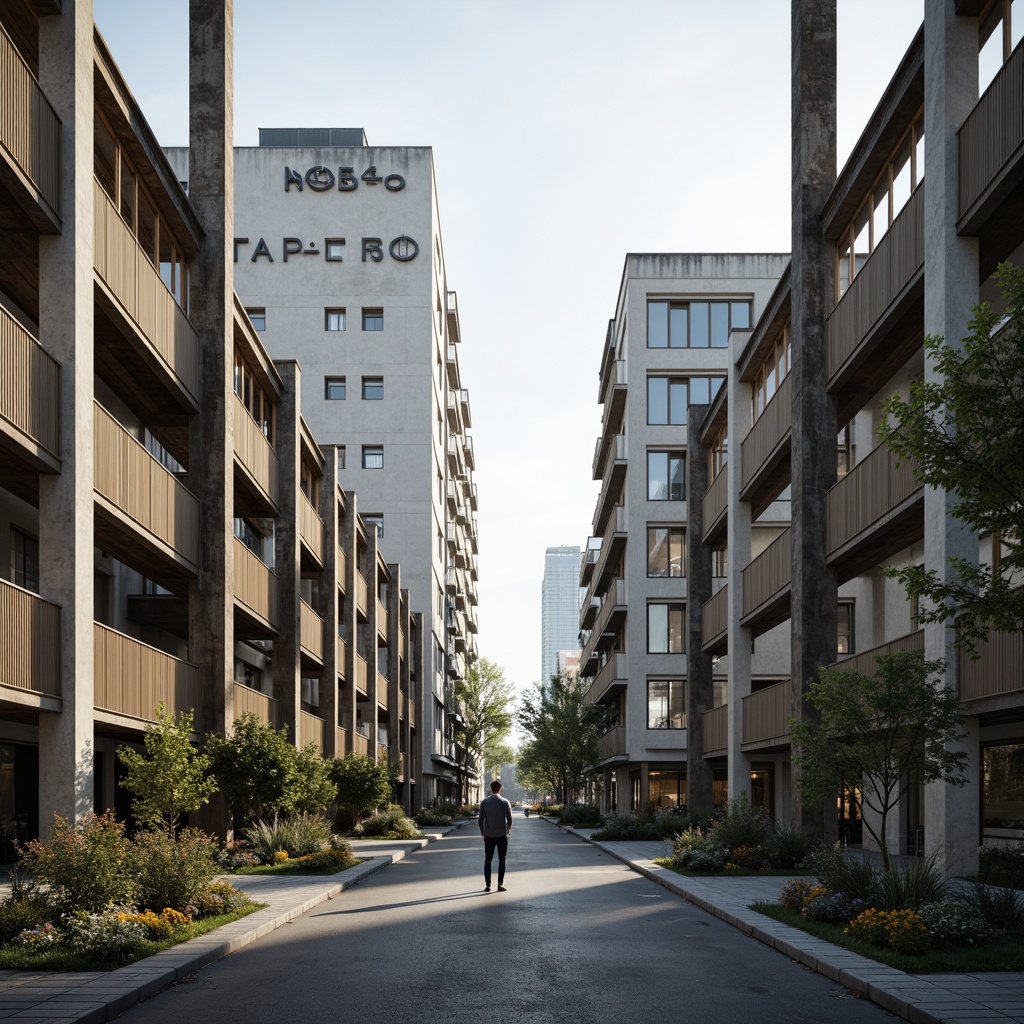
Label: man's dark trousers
xmin=484 ymin=835 xmax=508 ymax=887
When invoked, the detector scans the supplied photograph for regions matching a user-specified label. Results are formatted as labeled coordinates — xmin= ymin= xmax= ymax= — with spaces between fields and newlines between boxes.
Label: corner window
xmin=325 ymin=308 xmax=346 ymax=331
xmin=647 ymin=451 xmax=685 ymax=501
xmin=362 ymin=445 xmax=384 ymax=469
xmin=647 ymin=679 xmax=685 ymax=729
xmin=325 ymin=377 xmax=346 ymax=400
xmin=362 ymin=377 xmax=384 ymax=400
xmin=647 ymin=526 xmax=685 ymax=577
xmin=246 ymin=308 xmax=266 ymax=332
xmin=362 ymin=308 xmax=384 ymax=331
xmin=648 ymin=603 xmax=685 ymax=654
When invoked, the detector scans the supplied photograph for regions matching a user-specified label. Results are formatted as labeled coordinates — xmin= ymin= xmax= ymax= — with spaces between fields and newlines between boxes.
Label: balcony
xmin=233 ymin=538 xmax=279 ymax=632
xmin=702 ymin=466 xmax=728 ymax=545
xmin=593 ymin=361 xmax=627 ymax=477
xmin=300 ymin=600 xmax=323 ymax=665
xmin=299 ymin=492 xmax=324 ymax=568
xmin=446 ymin=343 xmax=460 ymax=390
xmin=580 ymin=595 xmax=600 ymax=630
xmin=233 ymin=395 xmax=280 ymax=512
xmin=446 ymin=478 xmax=457 ymax=514
xmin=826 ymin=186 xmax=924 ymax=421
xmin=446 ymin=389 xmax=460 ymax=430
xmin=586 ymin=652 xmax=626 ymax=706
xmin=464 ymin=434 xmax=475 ymax=470
xmin=93 ymin=403 xmax=200 ymax=576
xmin=336 ymin=636 xmax=347 ymax=680
xmin=579 ymin=542 xmax=600 ymax=588
xmin=740 ymin=373 xmax=791 ymax=517
xmin=596 ymin=724 xmax=628 ymax=762
xmin=408 ymin=697 xmax=417 ymax=730
xmin=336 ymin=726 xmax=349 ymax=755
xmin=592 ymin=579 xmax=627 ymax=649
xmin=377 ymin=671 xmax=389 ymax=707
xmin=93 ymin=181 xmax=199 ymax=405
xmin=0 ymin=24 xmax=61 ymax=229
xmin=232 ymin=681 xmax=280 ymax=728
xmin=701 ymin=584 xmax=729 ymax=655
xmin=827 ymin=629 xmax=923 ymax=676
xmin=0 ymin=305 xmax=60 ymax=474
xmin=460 ymin=388 xmax=472 ymax=427
xmin=959 ymin=628 xmax=1024 ymax=704
xmin=355 ymin=654 xmax=368 ymax=698
xmin=355 ymin=571 xmax=369 ymax=620
xmin=593 ymin=506 xmax=627 ymax=593
xmin=826 ymin=440 xmax=922 ymax=583
xmin=469 ymin=483 xmax=478 ymax=511
xmin=702 ymin=704 xmax=728 ymax=758
xmin=94 ymin=624 xmax=200 ymax=728
xmin=592 ymin=435 xmax=627 ymax=536
xmin=0 ymin=578 xmax=60 ymax=700
xmin=353 ymin=730 xmax=370 ymax=757
xmin=377 ymin=597 xmax=388 ymax=642
xmin=299 ymin=710 xmax=325 ymax=751
xmin=741 ymin=527 xmax=792 ymax=634
xmin=742 ymin=680 xmax=792 ymax=751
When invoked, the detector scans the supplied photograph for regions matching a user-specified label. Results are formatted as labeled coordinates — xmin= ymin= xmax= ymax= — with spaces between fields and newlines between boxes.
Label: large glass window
xmin=10 ymin=528 xmax=39 ymax=593
xmin=233 ymin=352 xmax=274 ymax=443
xmin=647 ymin=679 xmax=685 ymax=729
xmin=647 ymin=526 xmax=685 ymax=577
xmin=649 ymin=770 xmax=686 ymax=808
xmin=648 ymin=300 xmax=750 ymax=349
xmin=648 ymin=376 xmax=723 ymax=425
xmin=648 ymin=603 xmax=685 ymax=654
xmin=983 ymin=742 xmax=1024 ymax=841
xmin=647 ymin=451 xmax=685 ymax=501
xmin=980 ymin=0 xmax=1023 ymax=92
xmin=837 ymin=601 xmax=855 ymax=655
xmin=751 ymin=325 xmax=791 ymax=423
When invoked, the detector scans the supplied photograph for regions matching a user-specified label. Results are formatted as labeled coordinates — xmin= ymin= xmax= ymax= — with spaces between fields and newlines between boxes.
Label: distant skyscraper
xmin=542 ymin=546 xmax=582 ymax=684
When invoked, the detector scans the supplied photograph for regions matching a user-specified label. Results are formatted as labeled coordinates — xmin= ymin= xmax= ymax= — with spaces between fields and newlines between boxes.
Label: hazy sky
xmin=93 ymin=0 xmax=924 ymax=700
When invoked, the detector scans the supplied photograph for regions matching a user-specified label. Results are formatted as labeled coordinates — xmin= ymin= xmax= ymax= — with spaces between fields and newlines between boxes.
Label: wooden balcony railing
xmin=828 ymin=629 xmax=923 ymax=677
xmin=377 ymin=597 xmax=388 ymax=638
xmin=336 ymin=726 xmax=349 ymax=755
xmin=94 ymin=403 xmax=200 ymax=567
xmin=959 ymin=629 xmax=1024 ymax=703
xmin=353 ymin=731 xmax=370 ymax=757
xmin=408 ymin=698 xmax=417 ymax=730
xmin=355 ymin=572 xmax=368 ymax=618
xmin=93 ymin=181 xmax=199 ymax=401
xmin=0 ymin=305 xmax=60 ymax=460
xmin=336 ymin=636 xmax=347 ymax=679
xmin=702 ymin=585 xmax=729 ymax=650
xmin=702 ymin=704 xmax=728 ymax=757
xmin=299 ymin=710 xmax=324 ymax=750
xmin=377 ymin=742 xmax=388 ymax=762
xmin=233 ymin=395 xmax=279 ymax=507
xmin=233 ymin=537 xmax=279 ymax=626
xmin=742 ymin=680 xmax=792 ymax=749
xmin=826 ymin=439 xmax=920 ymax=556
xmin=337 ymin=546 xmax=347 ymax=590
xmin=232 ymin=681 xmax=280 ymax=728
xmin=299 ymin=600 xmax=323 ymax=662
xmin=596 ymin=724 xmax=627 ymax=761
xmin=94 ymin=624 xmax=200 ymax=727
xmin=958 ymin=38 xmax=1024 ymax=219
xmin=377 ymin=672 xmax=389 ymax=708
xmin=741 ymin=373 xmax=791 ymax=491
xmin=702 ymin=466 xmax=728 ymax=541
xmin=742 ymin=527 xmax=792 ymax=619
xmin=355 ymin=654 xmax=368 ymax=696
xmin=0 ymin=25 xmax=61 ymax=219
xmin=826 ymin=185 xmax=924 ymax=384
xmin=299 ymin=492 xmax=324 ymax=564
xmin=588 ymin=652 xmax=626 ymax=705
xmin=0 ymin=578 xmax=60 ymax=697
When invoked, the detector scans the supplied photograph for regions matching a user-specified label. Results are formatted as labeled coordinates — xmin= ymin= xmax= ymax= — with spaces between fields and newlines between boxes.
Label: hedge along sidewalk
xmin=0 ymin=824 xmax=462 ymax=1024
xmin=548 ymin=819 xmax=1024 ymax=1024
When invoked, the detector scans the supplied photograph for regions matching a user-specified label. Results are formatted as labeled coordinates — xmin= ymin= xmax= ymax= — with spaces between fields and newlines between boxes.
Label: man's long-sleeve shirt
xmin=478 ymin=793 xmax=513 ymax=837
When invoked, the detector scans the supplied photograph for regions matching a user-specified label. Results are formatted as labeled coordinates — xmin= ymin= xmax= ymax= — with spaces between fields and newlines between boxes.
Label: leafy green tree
xmin=117 ymin=703 xmax=217 ymax=837
xmin=881 ymin=262 xmax=1024 ymax=651
xmin=329 ymin=754 xmax=391 ymax=825
xmin=453 ymin=658 xmax=516 ymax=804
xmin=516 ymin=739 xmax=560 ymax=800
xmin=290 ymin=744 xmax=338 ymax=814
xmin=206 ymin=713 xmax=297 ymax=827
xmin=517 ymin=673 xmax=604 ymax=804
xmin=790 ymin=650 xmax=968 ymax=870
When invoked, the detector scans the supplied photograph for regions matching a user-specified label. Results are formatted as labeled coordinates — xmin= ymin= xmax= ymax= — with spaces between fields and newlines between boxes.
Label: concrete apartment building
xmin=164 ymin=132 xmax=481 ymax=806
xmin=0 ymin=0 xmax=428 ymax=838
xmin=580 ymin=254 xmax=788 ymax=815
xmin=541 ymin=545 xmax=581 ymax=684
xmin=681 ymin=0 xmax=1023 ymax=875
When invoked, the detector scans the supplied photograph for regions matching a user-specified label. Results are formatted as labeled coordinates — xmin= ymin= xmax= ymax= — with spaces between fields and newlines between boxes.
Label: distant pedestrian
xmin=478 ymin=779 xmax=513 ymax=892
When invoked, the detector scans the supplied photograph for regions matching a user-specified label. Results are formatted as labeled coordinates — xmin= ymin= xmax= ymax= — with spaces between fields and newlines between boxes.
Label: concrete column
xmin=685 ymin=406 xmax=714 ymax=812
xmin=319 ymin=449 xmax=341 ymax=757
xmin=366 ymin=540 xmax=381 ymax=762
xmin=923 ymin=0 xmax=980 ymax=878
xmin=340 ymin=491 xmax=359 ymax=749
xmin=188 ymin=0 xmax=235 ymax=739
xmin=36 ymin=0 xmax=96 ymax=827
xmin=386 ymin=571 xmax=405 ymax=809
xmin=789 ymin=0 xmax=838 ymax=836
xmin=410 ymin=611 xmax=424 ymax=807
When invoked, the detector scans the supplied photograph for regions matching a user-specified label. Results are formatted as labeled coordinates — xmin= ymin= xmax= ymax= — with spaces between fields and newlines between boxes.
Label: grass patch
xmin=0 ymin=903 xmax=264 ymax=972
xmin=654 ymin=858 xmax=813 ymax=878
xmin=350 ymin=834 xmax=425 ymax=841
xmin=233 ymin=857 xmax=362 ymax=876
xmin=753 ymin=903 xmax=1024 ymax=972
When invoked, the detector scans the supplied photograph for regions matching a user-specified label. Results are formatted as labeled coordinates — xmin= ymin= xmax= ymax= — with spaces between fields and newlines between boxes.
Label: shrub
xmin=705 ymin=795 xmax=774 ymax=854
xmin=778 ymin=879 xmax=817 ymax=910
xmin=809 ymin=844 xmax=878 ymax=903
xmin=678 ymin=848 xmax=727 ymax=872
xmin=63 ymin=908 xmax=149 ymax=962
xmin=592 ymin=813 xmax=641 ymax=841
xmin=291 ymin=849 xmax=352 ymax=872
xmin=560 ymin=804 xmax=601 ymax=826
xmin=802 ymin=892 xmax=869 ymax=924
xmin=978 ymin=843 xmax=1024 ymax=888
xmin=131 ymin=828 xmax=220 ymax=913
xmin=539 ymin=804 xmax=562 ymax=817
xmin=358 ymin=806 xmax=418 ymax=839
xmin=968 ymin=881 xmax=1024 ymax=934
xmin=729 ymin=845 xmax=776 ymax=870
xmin=846 ymin=907 xmax=930 ymax=954
xmin=14 ymin=922 xmax=61 ymax=950
xmin=434 ymin=801 xmax=460 ymax=818
xmin=120 ymin=908 xmax=191 ymax=942
xmin=873 ymin=857 xmax=948 ymax=910
xmin=20 ymin=812 xmax=135 ymax=913
xmin=918 ymin=898 xmax=995 ymax=947
xmin=243 ymin=813 xmax=334 ymax=861
xmin=216 ymin=842 xmax=261 ymax=871
xmin=329 ymin=754 xmax=392 ymax=824
xmin=0 ymin=871 xmax=53 ymax=944
xmin=415 ymin=808 xmax=453 ymax=827
xmin=327 ymin=833 xmax=353 ymax=858
xmin=191 ymin=879 xmax=251 ymax=918
xmin=773 ymin=824 xmax=815 ymax=868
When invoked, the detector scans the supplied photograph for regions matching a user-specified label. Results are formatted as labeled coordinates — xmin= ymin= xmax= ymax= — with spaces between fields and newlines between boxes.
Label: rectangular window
xmin=10 ymin=528 xmax=39 ymax=593
xmin=337 ymin=445 xmax=346 ymax=470
xmin=837 ymin=601 xmax=855 ymax=655
xmin=362 ymin=377 xmax=384 ymax=401
xmin=648 ymin=603 xmax=685 ymax=654
xmin=362 ymin=308 xmax=384 ymax=331
xmin=363 ymin=514 xmax=384 ymax=539
xmin=325 ymin=239 xmax=345 ymax=262
xmin=647 ymin=679 xmax=685 ymax=729
xmin=713 ymin=548 xmax=728 ymax=578
xmin=647 ymin=451 xmax=685 ymax=501
xmin=647 ymin=376 xmax=688 ymax=425
xmin=983 ymin=743 xmax=1024 ymax=841
xmin=246 ymin=308 xmax=266 ymax=332
xmin=647 ymin=300 xmax=750 ymax=348
xmin=647 ymin=526 xmax=685 ymax=577
xmin=325 ymin=377 xmax=346 ymax=400
xmin=362 ymin=445 xmax=384 ymax=469
xmin=325 ymin=308 xmax=346 ymax=331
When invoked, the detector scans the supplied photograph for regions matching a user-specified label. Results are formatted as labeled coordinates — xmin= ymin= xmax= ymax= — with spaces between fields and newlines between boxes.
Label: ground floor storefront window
xmin=983 ymin=741 xmax=1024 ymax=843
xmin=649 ymin=770 xmax=685 ymax=808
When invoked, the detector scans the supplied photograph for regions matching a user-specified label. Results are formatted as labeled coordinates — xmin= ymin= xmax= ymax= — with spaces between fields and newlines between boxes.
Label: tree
xmin=881 ymin=262 xmax=1024 ymax=651
xmin=517 ymin=673 xmax=604 ymax=804
xmin=453 ymin=658 xmax=516 ymax=804
xmin=117 ymin=703 xmax=218 ymax=837
xmin=789 ymin=650 xmax=968 ymax=870
xmin=289 ymin=744 xmax=338 ymax=814
xmin=329 ymin=754 xmax=391 ymax=825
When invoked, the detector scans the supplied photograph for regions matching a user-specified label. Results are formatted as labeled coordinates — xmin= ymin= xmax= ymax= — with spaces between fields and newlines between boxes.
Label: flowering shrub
xmin=273 ymin=850 xmax=290 ymax=863
xmin=131 ymin=828 xmax=220 ymax=913
xmin=119 ymin=907 xmax=192 ymax=941
xmin=801 ymin=892 xmax=868 ymax=924
xmin=190 ymin=879 xmax=252 ymax=919
xmin=918 ymin=899 xmax=995 ymax=948
xmin=846 ymin=908 xmax=931 ymax=954
xmin=291 ymin=849 xmax=352 ymax=872
xmin=216 ymin=842 xmax=261 ymax=870
xmin=14 ymin=922 xmax=61 ymax=949
xmin=729 ymin=845 xmax=775 ymax=870
xmin=63 ymin=908 xmax=149 ymax=960
xmin=676 ymin=848 xmax=727 ymax=872
xmin=778 ymin=879 xmax=817 ymax=910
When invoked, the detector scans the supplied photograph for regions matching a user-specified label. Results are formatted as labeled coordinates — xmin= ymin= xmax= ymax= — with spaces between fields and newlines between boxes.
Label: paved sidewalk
xmin=0 ymin=825 xmax=463 ymax=1023
xmin=557 ymin=822 xmax=1024 ymax=1024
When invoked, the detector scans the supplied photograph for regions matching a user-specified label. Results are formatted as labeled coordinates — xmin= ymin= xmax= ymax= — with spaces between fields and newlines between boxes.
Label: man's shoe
xmin=498 ymin=884 xmax=507 ymax=892
xmin=484 ymin=886 xmax=491 ymax=892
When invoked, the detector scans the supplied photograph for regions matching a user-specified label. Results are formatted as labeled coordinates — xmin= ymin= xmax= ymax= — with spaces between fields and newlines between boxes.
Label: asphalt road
xmin=117 ymin=815 xmax=895 ymax=1024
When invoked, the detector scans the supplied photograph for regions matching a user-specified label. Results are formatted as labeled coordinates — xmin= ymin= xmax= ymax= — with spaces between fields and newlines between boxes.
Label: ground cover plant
xmin=352 ymin=805 xmax=421 ymax=839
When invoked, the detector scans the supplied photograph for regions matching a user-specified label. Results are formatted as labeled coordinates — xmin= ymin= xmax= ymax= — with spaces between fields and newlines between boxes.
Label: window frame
xmin=325 ymin=308 xmax=347 ymax=331
xmin=647 ymin=678 xmax=686 ymax=730
xmin=361 ymin=376 xmax=384 ymax=401
xmin=647 ymin=525 xmax=686 ymax=578
xmin=362 ymin=445 xmax=384 ymax=470
xmin=362 ymin=308 xmax=384 ymax=331
xmin=324 ymin=376 xmax=346 ymax=400
xmin=647 ymin=602 xmax=686 ymax=654
xmin=647 ymin=450 xmax=686 ymax=502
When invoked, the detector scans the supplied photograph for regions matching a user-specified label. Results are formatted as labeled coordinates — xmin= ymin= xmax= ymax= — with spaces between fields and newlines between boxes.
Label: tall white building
xmin=541 ymin=546 xmax=582 ymax=684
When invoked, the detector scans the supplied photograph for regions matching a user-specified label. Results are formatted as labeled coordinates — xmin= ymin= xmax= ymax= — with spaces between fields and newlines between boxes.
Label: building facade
xmin=541 ymin=545 xmax=581 ymax=684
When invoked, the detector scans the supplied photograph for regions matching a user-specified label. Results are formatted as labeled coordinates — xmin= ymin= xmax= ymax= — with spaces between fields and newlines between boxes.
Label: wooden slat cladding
xmin=93 ymin=403 xmax=200 ymax=567
xmin=0 ymin=25 xmax=60 ymax=219
xmin=232 ymin=537 xmax=279 ymax=626
xmin=702 ymin=584 xmax=729 ymax=650
xmin=0 ymin=578 xmax=59 ymax=696
xmin=702 ymin=467 xmax=728 ymax=542
xmin=829 ymin=629 xmax=923 ymax=676
xmin=93 ymin=182 xmax=199 ymax=400
xmin=299 ymin=710 xmax=324 ymax=750
xmin=742 ymin=680 xmax=792 ymax=748
xmin=353 ymin=731 xmax=369 ymax=756
xmin=94 ymin=623 xmax=199 ymax=726
xmin=336 ymin=726 xmax=349 ymax=754
xmin=355 ymin=571 xmax=368 ymax=618
xmin=959 ymin=629 xmax=1024 ymax=702
xmin=740 ymin=373 xmax=791 ymax=491
xmin=377 ymin=598 xmax=388 ymax=639
xmin=355 ymin=654 xmax=368 ymax=696
xmin=826 ymin=185 xmax=924 ymax=382
xmin=958 ymin=40 xmax=1024 ymax=218
xmin=702 ymin=704 xmax=728 ymax=757
xmin=377 ymin=672 xmax=388 ymax=708
xmin=0 ymin=304 xmax=60 ymax=459
xmin=299 ymin=492 xmax=324 ymax=564
xmin=408 ymin=697 xmax=416 ymax=730
xmin=232 ymin=395 xmax=279 ymax=505
xmin=336 ymin=636 xmax=347 ymax=680
xmin=299 ymin=600 xmax=323 ymax=662
xmin=826 ymin=439 xmax=920 ymax=555
xmin=742 ymin=527 xmax=792 ymax=618
xmin=597 ymin=724 xmax=627 ymax=761
xmin=232 ymin=681 xmax=280 ymax=728
xmin=588 ymin=652 xmax=625 ymax=705
xmin=336 ymin=545 xmax=347 ymax=590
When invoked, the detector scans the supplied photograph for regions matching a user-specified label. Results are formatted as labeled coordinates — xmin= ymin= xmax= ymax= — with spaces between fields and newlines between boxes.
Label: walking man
xmin=478 ymin=779 xmax=513 ymax=892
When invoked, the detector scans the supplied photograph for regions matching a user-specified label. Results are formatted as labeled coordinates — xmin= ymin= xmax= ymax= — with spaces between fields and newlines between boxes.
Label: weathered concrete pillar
xmin=409 ymin=610 xmax=424 ymax=807
xmin=188 ymin=0 xmax=235 ymax=739
xmin=340 ymin=492 xmax=361 ymax=748
xmin=685 ymin=406 xmax=714 ymax=813
xmin=789 ymin=0 xmax=838 ymax=837
xmin=386 ymin=569 xmax=405 ymax=808
xmin=37 ymin=0 xmax=96 ymax=827
xmin=366 ymin=538 xmax=381 ymax=762
xmin=319 ymin=448 xmax=341 ymax=757
xmin=923 ymin=0 xmax=981 ymax=878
